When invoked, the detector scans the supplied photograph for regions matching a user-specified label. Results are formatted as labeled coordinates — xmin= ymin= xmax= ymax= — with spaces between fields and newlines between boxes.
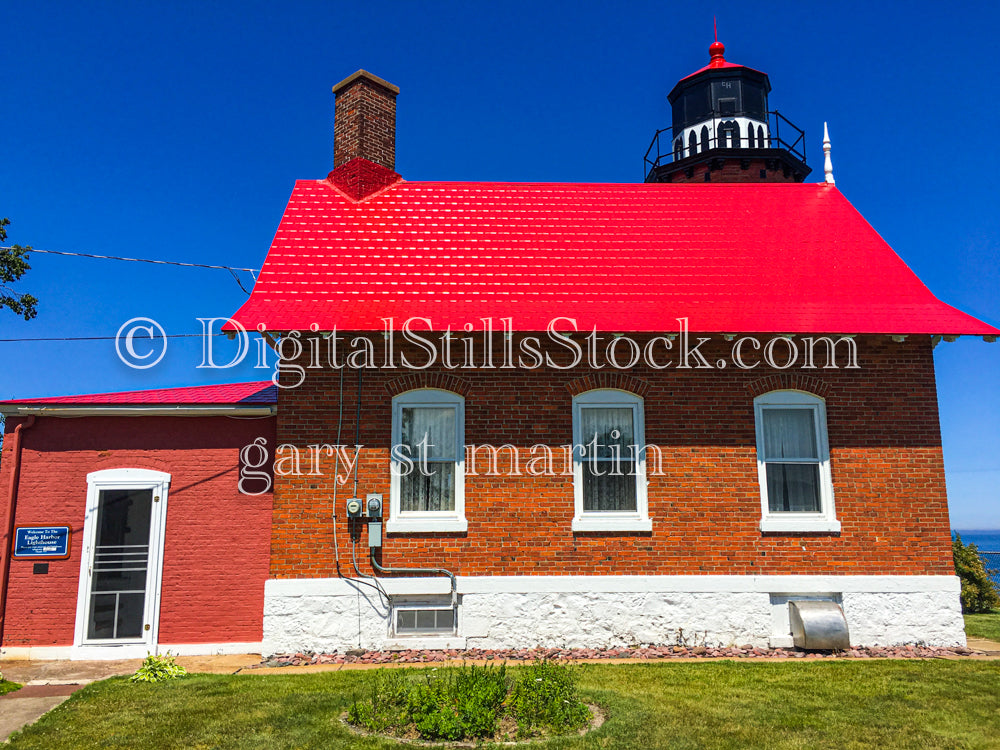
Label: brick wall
xmin=0 ymin=415 xmax=274 ymax=647
xmin=665 ymin=158 xmax=801 ymax=183
xmin=269 ymin=334 xmax=954 ymax=579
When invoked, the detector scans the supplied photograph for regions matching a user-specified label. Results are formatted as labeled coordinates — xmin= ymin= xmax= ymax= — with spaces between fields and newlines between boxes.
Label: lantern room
xmin=645 ymin=40 xmax=811 ymax=184
xmin=669 ymin=41 xmax=771 ymax=158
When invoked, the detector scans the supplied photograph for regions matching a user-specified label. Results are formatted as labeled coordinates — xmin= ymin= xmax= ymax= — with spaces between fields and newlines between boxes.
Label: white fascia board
xmin=0 ymin=405 xmax=276 ymax=417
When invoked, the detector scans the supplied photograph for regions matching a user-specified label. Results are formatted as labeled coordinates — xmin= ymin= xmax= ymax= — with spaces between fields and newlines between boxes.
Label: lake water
xmin=953 ymin=530 xmax=1000 ymax=587
xmin=952 ymin=530 xmax=1000 ymax=551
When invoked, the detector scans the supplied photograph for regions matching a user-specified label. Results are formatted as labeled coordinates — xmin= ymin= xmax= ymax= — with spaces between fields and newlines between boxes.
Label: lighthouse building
xmin=0 ymin=41 xmax=994 ymax=659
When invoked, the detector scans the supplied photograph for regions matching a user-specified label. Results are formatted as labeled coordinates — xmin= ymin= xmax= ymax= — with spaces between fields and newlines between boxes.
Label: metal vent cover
xmin=789 ymin=600 xmax=850 ymax=650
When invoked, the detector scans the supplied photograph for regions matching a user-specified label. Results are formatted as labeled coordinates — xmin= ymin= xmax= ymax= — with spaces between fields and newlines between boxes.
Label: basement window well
xmin=393 ymin=600 xmax=457 ymax=636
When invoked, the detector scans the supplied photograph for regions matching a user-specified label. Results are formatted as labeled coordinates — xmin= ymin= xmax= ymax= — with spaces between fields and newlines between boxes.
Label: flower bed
xmin=344 ymin=662 xmax=593 ymax=742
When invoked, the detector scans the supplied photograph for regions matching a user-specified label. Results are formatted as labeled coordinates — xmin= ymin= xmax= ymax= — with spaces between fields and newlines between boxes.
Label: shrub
xmin=953 ymin=534 xmax=1000 ymax=614
xmin=130 ymin=652 xmax=187 ymax=683
xmin=508 ymin=660 xmax=591 ymax=738
xmin=348 ymin=661 xmax=590 ymax=741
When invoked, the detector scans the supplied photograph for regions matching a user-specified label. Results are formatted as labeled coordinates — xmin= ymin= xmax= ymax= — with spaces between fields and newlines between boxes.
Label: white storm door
xmin=76 ymin=470 xmax=170 ymax=648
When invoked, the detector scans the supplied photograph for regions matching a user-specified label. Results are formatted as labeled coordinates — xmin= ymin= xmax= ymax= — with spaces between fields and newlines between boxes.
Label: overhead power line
xmin=1 ymin=246 xmax=260 ymax=294
xmin=0 ymin=333 xmax=233 ymax=343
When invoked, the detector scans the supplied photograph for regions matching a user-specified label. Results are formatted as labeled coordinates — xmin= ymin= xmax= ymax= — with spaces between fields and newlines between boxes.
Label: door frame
xmin=73 ymin=468 xmax=171 ymax=658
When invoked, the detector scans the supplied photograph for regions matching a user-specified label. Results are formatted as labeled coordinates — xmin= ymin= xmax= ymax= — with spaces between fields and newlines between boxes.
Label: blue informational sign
xmin=13 ymin=526 xmax=71 ymax=559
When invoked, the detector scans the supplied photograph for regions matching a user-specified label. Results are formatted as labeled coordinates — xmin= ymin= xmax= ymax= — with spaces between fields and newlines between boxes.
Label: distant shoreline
xmin=953 ymin=529 xmax=1000 ymax=533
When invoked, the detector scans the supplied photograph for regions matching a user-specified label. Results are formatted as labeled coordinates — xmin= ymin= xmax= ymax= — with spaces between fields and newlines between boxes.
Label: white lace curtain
xmin=580 ymin=406 xmax=637 ymax=512
xmin=399 ymin=406 xmax=457 ymax=512
xmin=762 ymin=408 xmax=817 ymax=459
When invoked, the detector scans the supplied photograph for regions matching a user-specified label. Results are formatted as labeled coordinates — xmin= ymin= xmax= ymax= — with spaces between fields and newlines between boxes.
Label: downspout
xmin=0 ymin=415 xmax=37 ymax=648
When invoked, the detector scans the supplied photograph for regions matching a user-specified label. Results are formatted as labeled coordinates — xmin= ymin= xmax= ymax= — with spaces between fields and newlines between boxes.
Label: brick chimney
xmin=332 ymin=70 xmax=399 ymax=171
xmin=328 ymin=70 xmax=402 ymax=201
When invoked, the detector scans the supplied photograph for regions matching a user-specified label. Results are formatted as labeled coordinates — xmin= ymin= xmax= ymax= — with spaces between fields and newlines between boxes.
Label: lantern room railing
xmin=644 ymin=110 xmax=807 ymax=179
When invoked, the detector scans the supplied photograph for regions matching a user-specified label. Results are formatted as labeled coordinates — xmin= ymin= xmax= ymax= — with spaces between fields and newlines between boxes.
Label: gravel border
xmin=249 ymin=643 xmax=980 ymax=668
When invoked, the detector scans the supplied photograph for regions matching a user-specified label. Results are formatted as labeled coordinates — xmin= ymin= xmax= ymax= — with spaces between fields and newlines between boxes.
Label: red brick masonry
xmin=270 ymin=334 xmax=953 ymax=579
xmin=0 ymin=415 xmax=274 ymax=647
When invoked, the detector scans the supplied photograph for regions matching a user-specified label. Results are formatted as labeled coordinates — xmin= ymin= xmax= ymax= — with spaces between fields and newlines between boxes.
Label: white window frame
xmin=754 ymin=390 xmax=840 ymax=533
xmin=387 ymin=389 xmax=467 ymax=533
xmin=571 ymin=389 xmax=651 ymax=532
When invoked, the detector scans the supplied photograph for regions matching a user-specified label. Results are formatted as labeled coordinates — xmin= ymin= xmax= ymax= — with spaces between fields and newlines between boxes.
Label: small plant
xmin=954 ymin=535 xmax=1000 ymax=614
xmin=346 ymin=668 xmax=410 ymax=734
xmin=508 ymin=660 xmax=591 ymax=738
xmin=408 ymin=663 xmax=508 ymax=740
xmin=347 ymin=661 xmax=590 ymax=741
xmin=0 ymin=675 xmax=23 ymax=697
xmin=130 ymin=652 xmax=187 ymax=683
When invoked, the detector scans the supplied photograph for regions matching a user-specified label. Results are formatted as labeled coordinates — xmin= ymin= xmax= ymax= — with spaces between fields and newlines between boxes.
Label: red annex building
xmin=2 ymin=43 xmax=996 ymax=659
xmin=0 ymin=384 xmax=275 ymax=658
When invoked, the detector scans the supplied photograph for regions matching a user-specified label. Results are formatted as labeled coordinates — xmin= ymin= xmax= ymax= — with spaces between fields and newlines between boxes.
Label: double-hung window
xmin=388 ymin=389 xmax=467 ymax=533
xmin=754 ymin=391 xmax=839 ymax=532
xmin=571 ymin=390 xmax=651 ymax=532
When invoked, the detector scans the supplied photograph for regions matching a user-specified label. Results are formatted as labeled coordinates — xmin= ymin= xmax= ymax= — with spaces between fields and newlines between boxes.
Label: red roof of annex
xmin=1 ymin=381 xmax=276 ymax=406
xmin=228 ymin=176 xmax=997 ymax=336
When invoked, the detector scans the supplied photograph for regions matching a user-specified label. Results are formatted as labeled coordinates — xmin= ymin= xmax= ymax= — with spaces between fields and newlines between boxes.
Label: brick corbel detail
xmin=384 ymin=373 xmax=472 ymax=398
xmin=565 ymin=373 xmax=651 ymax=397
xmin=745 ymin=374 xmax=831 ymax=399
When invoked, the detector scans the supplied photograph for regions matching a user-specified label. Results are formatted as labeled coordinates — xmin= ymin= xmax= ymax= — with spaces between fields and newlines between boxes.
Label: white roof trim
xmin=0 ymin=405 xmax=276 ymax=417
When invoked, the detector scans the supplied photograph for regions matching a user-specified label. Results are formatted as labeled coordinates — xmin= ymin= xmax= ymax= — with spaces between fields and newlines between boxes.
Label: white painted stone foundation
xmin=262 ymin=575 xmax=966 ymax=655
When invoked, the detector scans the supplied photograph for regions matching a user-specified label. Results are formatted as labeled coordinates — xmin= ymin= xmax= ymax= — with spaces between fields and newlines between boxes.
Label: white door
xmin=75 ymin=469 xmax=170 ymax=654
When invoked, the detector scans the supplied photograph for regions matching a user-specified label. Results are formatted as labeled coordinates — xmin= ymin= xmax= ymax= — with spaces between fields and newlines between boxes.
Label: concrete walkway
xmin=1 ymin=684 xmax=84 ymax=743
xmin=966 ymin=637 xmax=1000 ymax=655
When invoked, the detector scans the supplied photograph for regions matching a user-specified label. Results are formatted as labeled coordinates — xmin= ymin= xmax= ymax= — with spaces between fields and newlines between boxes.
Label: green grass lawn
xmin=0 ymin=679 xmax=22 ymax=696
xmin=965 ymin=610 xmax=1000 ymax=641
xmin=6 ymin=661 xmax=1000 ymax=749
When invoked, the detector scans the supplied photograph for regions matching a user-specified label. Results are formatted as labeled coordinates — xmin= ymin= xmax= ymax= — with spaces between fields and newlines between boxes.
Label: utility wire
xmin=0 ymin=333 xmax=234 ymax=343
xmin=1 ymin=246 xmax=260 ymax=295
xmin=8 ymin=246 xmax=259 ymax=274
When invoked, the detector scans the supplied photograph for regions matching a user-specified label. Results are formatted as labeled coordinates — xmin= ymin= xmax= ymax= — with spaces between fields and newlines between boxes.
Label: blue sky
xmin=1 ymin=1 xmax=998 ymax=528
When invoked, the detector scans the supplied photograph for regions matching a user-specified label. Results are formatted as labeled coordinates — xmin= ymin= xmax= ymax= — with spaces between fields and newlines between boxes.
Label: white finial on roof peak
xmin=823 ymin=122 xmax=835 ymax=185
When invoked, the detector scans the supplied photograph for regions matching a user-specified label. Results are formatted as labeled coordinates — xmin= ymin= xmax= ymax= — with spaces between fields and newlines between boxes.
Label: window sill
xmin=759 ymin=517 xmax=841 ymax=533
xmin=384 ymin=637 xmax=466 ymax=651
xmin=572 ymin=516 xmax=652 ymax=533
xmin=386 ymin=517 xmax=468 ymax=534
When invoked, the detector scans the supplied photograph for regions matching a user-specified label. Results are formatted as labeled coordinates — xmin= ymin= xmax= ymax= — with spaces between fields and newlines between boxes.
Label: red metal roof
xmin=228 ymin=178 xmax=997 ymax=335
xmin=681 ymin=60 xmax=750 ymax=78
xmin=678 ymin=42 xmax=766 ymax=81
xmin=2 ymin=381 xmax=276 ymax=406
